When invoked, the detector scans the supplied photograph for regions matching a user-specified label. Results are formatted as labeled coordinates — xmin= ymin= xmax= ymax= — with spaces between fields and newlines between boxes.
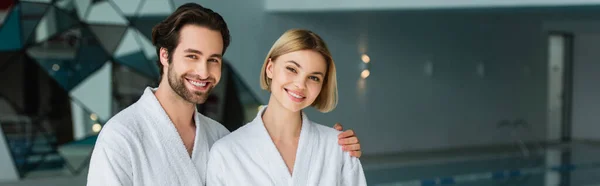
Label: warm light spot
xmin=92 ymin=123 xmax=102 ymax=133
xmin=361 ymin=54 xmax=370 ymax=63
xmin=361 ymin=69 xmax=370 ymax=79
xmin=90 ymin=113 xmax=98 ymax=121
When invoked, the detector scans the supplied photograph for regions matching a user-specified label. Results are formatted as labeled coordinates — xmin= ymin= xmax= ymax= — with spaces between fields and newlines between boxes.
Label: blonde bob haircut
xmin=260 ymin=29 xmax=338 ymax=113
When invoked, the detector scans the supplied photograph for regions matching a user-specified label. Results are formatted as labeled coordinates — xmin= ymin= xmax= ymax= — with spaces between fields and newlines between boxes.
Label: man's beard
xmin=167 ymin=64 xmax=214 ymax=104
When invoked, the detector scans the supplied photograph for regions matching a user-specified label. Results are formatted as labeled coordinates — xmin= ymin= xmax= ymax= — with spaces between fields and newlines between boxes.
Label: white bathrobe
xmin=87 ymin=87 xmax=230 ymax=186
xmin=206 ymin=107 xmax=367 ymax=186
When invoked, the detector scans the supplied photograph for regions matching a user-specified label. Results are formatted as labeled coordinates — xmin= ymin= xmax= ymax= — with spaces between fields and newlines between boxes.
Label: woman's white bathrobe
xmin=207 ymin=107 xmax=366 ymax=186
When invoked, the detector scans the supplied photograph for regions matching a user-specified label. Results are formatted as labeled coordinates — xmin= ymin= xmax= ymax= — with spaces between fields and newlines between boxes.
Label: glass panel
xmin=113 ymin=28 xmax=141 ymax=57
xmin=112 ymin=63 xmax=156 ymax=113
xmin=71 ymin=27 xmax=111 ymax=89
xmin=32 ymin=9 xmax=53 ymax=45
xmin=134 ymin=29 xmax=157 ymax=66
xmin=73 ymin=0 xmax=92 ymax=20
xmin=113 ymin=28 xmax=157 ymax=78
xmin=137 ymin=0 xmax=173 ymax=16
xmin=132 ymin=16 xmax=163 ymax=40
xmin=91 ymin=0 xmax=106 ymax=4
xmin=0 ymin=5 xmax=22 ymax=51
xmin=31 ymin=57 xmax=74 ymax=92
xmin=110 ymin=0 xmax=142 ymax=17
xmin=0 ymin=0 xmax=15 ymax=25
xmin=20 ymin=2 xmax=49 ymax=45
xmin=85 ymin=1 xmax=127 ymax=25
xmin=52 ymin=7 xmax=80 ymax=39
xmin=20 ymin=0 xmax=52 ymax=3
xmin=69 ymin=62 xmax=112 ymax=124
xmin=88 ymin=24 xmax=127 ymax=55
xmin=26 ymin=27 xmax=110 ymax=91
xmin=55 ymin=0 xmax=73 ymax=11
xmin=115 ymin=50 xmax=155 ymax=79
xmin=131 ymin=0 xmax=174 ymax=39
xmin=57 ymin=99 xmax=98 ymax=174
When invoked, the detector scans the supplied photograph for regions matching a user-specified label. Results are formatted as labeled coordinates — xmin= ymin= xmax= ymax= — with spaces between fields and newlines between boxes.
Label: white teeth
xmin=189 ymin=80 xmax=207 ymax=87
xmin=288 ymin=91 xmax=303 ymax=99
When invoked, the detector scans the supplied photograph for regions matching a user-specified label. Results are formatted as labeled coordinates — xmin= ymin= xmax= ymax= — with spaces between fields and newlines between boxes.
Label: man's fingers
xmin=349 ymin=151 xmax=362 ymax=158
xmin=338 ymin=137 xmax=359 ymax=145
xmin=337 ymin=129 xmax=355 ymax=139
xmin=333 ymin=123 xmax=343 ymax=131
xmin=342 ymin=144 xmax=361 ymax=151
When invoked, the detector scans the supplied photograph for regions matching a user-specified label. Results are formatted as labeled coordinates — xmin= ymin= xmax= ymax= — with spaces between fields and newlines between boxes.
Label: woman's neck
xmin=262 ymin=96 xmax=302 ymax=142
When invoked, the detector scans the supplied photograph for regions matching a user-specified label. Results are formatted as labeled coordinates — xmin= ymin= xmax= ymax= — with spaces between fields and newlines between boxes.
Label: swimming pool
xmin=363 ymin=143 xmax=600 ymax=186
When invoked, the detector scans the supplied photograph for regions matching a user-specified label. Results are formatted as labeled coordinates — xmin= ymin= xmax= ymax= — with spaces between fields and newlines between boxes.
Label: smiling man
xmin=86 ymin=3 xmax=362 ymax=186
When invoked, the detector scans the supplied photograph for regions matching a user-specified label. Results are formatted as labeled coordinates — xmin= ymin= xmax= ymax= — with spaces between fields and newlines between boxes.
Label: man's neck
xmin=154 ymin=82 xmax=196 ymax=128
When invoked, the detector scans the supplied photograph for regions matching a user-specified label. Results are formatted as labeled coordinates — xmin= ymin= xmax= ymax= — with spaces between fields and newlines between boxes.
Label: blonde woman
xmin=207 ymin=29 xmax=367 ymax=186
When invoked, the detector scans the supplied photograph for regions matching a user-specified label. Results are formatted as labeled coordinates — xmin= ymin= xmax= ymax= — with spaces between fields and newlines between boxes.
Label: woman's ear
xmin=266 ymin=58 xmax=274 ymax=79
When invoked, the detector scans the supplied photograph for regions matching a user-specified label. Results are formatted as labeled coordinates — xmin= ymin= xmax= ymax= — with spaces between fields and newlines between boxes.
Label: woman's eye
xmin=286 ymin=67 xmax=297 ymax=73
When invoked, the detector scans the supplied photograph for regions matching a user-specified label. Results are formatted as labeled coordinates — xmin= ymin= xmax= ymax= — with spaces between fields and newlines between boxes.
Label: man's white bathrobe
xmin=206 ymin=107 xmax=367 ymax=186
xmin=87 ymin=87 xmax=230 ymax=186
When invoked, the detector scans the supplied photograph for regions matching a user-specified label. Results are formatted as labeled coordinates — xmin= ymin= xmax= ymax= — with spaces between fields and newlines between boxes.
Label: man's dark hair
xmin=151 ymin=3 xmax=230 ymax=80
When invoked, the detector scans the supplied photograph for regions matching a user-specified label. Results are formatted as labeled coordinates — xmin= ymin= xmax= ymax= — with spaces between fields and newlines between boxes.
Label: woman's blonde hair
xmin=260 ymin=29 xmax=338 ymax=113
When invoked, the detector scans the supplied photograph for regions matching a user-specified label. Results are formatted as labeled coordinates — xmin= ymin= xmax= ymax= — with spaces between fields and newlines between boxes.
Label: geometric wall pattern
xmin=0 ymin=0 xmax=173 ymax=91
xmin=0 ymin=0 xmax=174 ymax=177
xmin=1 ymin=0 xmax=263 ymax=178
